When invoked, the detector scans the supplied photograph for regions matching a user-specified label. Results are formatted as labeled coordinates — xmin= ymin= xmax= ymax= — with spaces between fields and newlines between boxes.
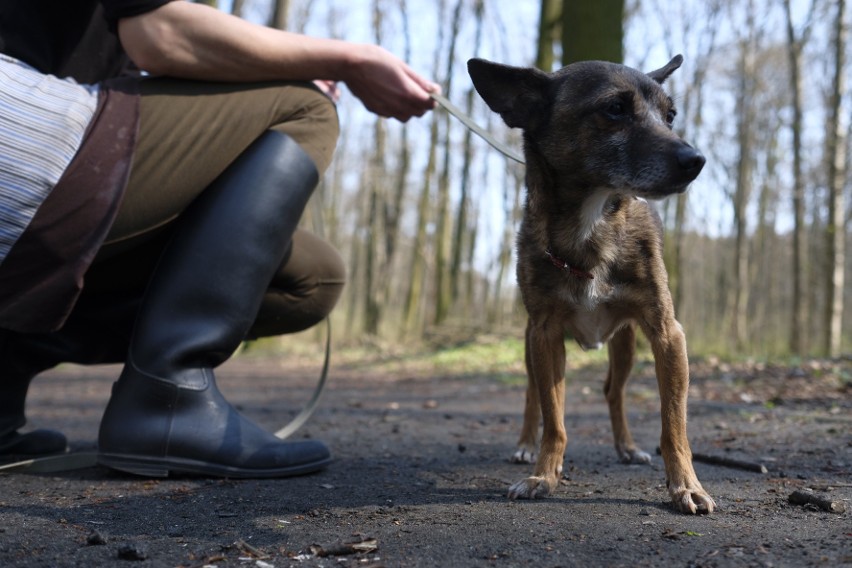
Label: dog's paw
xmin=510 ymin=447 xmax=537 ymax=464
xmin=669 ymin=484 xmax=716 ymax=515
xmin=507 ymin=476 xmax=554 ymax=499
xmin=617 ymin=447 xmax=652 ymax=465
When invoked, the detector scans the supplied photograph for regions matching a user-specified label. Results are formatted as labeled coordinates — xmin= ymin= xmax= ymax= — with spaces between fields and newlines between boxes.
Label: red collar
xmin=545 ymin=248 xmax=594 ymax=280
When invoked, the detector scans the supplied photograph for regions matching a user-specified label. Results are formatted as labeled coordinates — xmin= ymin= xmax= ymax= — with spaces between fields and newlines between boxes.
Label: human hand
xmin=342 ymin=44 xmax=440 ymax=122
xmin=313 ymin=80 xmax=341 ymax=103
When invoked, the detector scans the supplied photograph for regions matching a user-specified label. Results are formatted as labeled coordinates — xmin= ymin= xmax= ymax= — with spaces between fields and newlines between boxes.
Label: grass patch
xmin=242 ymin=333 xmax=615 ymax=385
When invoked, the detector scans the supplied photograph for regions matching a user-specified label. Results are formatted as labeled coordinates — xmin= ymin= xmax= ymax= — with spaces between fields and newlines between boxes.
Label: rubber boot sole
xmin=97 ymin=452 xmax=332 ymax=479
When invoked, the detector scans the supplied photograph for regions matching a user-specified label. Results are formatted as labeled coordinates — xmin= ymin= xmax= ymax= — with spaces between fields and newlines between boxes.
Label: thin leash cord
xmin=279 ymin=93 xmax=522 ymax=438
xmin=430 ymin=92 xmax=525 ymax=165
xmin=274 ymin=191 xmax=332 ymax=440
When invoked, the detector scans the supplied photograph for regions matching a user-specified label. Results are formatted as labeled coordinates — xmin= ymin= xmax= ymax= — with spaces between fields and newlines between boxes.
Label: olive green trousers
xmin=87 ymin=77 xmax=345 ymax=336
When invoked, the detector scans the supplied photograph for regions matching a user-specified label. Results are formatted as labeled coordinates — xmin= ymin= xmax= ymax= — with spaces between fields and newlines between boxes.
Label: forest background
xmin=199 ymin=0 xmax=849 ymax=360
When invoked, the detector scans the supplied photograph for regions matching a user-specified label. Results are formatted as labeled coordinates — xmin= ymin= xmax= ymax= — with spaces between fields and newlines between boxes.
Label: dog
xmin=468 ymin=55 xmax=715 ymax=514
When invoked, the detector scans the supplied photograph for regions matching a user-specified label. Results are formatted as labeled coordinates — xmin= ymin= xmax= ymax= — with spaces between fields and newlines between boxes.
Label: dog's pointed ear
xmin=468 ymin=58 xmax=549 ymax=130
xmin=647 ymin=54 xmax=683 ymax=84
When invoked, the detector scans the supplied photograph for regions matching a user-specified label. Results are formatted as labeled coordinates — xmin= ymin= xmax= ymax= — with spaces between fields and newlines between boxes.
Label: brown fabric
xmin=0 ymin=77 xmax=340 ymax=332
xmin=102 ymin=77 xmax=339 ymax=251
xmin=0 ymin=79 xmax=139 ymax=332
xmin=250 ymin=228 xmax=346 ymax=337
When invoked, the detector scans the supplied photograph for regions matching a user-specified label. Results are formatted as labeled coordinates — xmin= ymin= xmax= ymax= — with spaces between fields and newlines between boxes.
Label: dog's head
xmin=468 ymin=56 xmax=704 ymax=198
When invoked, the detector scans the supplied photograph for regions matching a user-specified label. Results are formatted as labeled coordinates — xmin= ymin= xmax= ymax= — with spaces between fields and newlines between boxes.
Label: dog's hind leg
xmin=508 ymin=319 xmax=566 ymax=499
xmin=604 ymin=323 xmax=652 ymax=465
xmin=511 ymin=320 xmax=541 ymax=464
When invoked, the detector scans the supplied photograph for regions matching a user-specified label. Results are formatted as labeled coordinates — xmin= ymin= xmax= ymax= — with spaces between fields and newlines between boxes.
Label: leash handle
xmin=430 ymin=92 xmax=525 ymax=165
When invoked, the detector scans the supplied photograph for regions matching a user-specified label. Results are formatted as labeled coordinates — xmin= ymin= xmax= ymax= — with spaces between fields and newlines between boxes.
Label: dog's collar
xmin=545 ymin=248 xmax=594 ymax=280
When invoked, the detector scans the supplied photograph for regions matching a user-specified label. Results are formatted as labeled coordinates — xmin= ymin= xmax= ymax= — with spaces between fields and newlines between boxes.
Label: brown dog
xmin=468 ymin=55 xmax=715 ymax=514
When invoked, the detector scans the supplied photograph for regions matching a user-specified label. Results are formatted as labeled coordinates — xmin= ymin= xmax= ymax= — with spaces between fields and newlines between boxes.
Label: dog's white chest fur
xmin=558 ymin=279 xmax=624 ymax=350
xmin=568 ymin=303 xmax=622 ymax=351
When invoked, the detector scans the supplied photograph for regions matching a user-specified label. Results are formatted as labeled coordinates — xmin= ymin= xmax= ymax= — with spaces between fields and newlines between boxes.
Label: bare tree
xmin=432 ymin=0 xmax=465 ymax=326
xmin=403 ymin=0 xmax=447 ymax=334
xmin=450 ymin=0 xmax=485 ymax=315
xmin=783 ymin=0 xmax=818 ymax=354
xmin=823 ymin=0 xmax=847 ymax=357
xmin=728 ymin=0 xmax=762 ymax=350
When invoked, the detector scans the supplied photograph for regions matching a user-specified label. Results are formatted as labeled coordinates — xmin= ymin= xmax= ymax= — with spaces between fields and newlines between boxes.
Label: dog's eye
xmin=604 ymin=102 xmax=628 ymax=119
xmin=666 ymin=109 xmax=677 ymax=125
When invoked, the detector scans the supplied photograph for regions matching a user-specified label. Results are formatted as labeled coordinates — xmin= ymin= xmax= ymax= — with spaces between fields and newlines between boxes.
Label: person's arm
xmin=117 ymin=0 xmax=438 ymax=121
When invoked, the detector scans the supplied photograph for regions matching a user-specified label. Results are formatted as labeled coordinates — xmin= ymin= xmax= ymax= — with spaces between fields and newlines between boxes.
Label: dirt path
xmin=1 ymin=352 xmax=850 ymax=567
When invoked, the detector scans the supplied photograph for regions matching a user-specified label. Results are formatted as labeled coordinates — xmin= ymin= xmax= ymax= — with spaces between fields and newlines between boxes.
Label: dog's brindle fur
xmin=468 ymin=55 xmax=716 ymax=514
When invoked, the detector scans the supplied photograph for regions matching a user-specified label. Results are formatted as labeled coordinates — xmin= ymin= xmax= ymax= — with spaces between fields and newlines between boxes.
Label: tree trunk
xmin=784 ymin=0 xmax=816 ymax=355
xmin=823 ymin=0 xmax=847 ymax=357
xmin=403 ymin=0 xmax=446 ymax=335
xmin=731 ymin=13 xmax=758 ymax=351
xmin=561 ymin=0 xmax=624 ymax=64
xmin=450 ymin=0 xmax=484 ymax=315
xmin=270 ymin=0 xmax=290 ymax=30
xmin=536 ymin=0 xmax=562 ymax=71
xmin=433 ymin=0 xmax=465 ymax=326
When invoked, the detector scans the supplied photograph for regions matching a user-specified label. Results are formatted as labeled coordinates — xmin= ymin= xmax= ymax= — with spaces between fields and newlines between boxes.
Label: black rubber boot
xmin=98 ymin=131 xmax=331 ymax=478
xmin=0 ymin=293 xmax=138 ymax=460
xmin=0 ymin=331 xmax=68 ymax=459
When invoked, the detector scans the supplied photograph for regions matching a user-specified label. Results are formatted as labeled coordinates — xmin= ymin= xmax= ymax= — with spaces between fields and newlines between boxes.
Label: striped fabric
xmin=0 ymin=54 xmax=99 ymax=266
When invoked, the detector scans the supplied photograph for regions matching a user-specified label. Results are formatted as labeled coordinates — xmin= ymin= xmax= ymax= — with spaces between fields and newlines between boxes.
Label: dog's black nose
xmin=677 ymin=146 xmax=706 ymax=172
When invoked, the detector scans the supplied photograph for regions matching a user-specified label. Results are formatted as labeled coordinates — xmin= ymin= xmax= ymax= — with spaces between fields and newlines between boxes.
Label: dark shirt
xmin=0 ymin=0 xmax=172 ymax=83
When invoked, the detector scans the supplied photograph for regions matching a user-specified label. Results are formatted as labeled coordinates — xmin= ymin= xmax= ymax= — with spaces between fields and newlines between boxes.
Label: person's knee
xmin=271 ymin=86 xmax=340 ymax=176
xmin=249 ymin=229 xmax=345 ymax=338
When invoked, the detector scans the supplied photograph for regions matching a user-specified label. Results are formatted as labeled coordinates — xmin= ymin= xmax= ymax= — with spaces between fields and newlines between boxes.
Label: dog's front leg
xmin=512 ymin=320 xmax=542 ymax=464
xmin=648 ymin=319 xmax=716 ymax=514
xmin=508 ymin=319 xmax=566 ymax=499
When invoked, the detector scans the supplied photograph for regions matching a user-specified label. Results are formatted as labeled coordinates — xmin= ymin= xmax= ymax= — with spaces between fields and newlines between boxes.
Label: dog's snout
xmin=677 ymin=146 xmax=705 ymax=172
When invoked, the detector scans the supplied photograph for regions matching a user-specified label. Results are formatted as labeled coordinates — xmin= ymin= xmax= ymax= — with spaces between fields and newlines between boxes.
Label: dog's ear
xmin=467 ymin=58 xmax=549 ymax=129
xmin=647 ymin=54 xmax=683 ymax=84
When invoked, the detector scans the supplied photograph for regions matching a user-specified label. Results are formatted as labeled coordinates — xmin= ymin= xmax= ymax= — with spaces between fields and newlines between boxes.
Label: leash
xmin=430 ymin=92 xmax=525 ymax=165
xmin=274 ymin=317 xmax=331 ymax=439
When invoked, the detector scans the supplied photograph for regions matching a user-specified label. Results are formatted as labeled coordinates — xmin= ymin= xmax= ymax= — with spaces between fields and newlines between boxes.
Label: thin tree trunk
xmin=363 ymin=0 xmax=389 ymax=336
xmin=731 ymin=8 xmax=758 ymax=350
xmin=450 ymin=0 xmax=484 ymax=314
xmin=381 ymin=0 xmax=413 ymax=322
xmin=823 ymin=0 xmax=847 ymax=357
xmin=403 ymin=0 xmax=446 ymax=334
xmin=784 ymin=0 xmax=816 ymax=355
xmin=433 ymin=0 xmax=465 ymax=326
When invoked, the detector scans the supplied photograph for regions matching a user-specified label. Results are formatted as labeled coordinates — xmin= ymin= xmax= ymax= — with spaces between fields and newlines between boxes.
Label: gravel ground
xmin=1 ymin=350 xmax=849 ymax=567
